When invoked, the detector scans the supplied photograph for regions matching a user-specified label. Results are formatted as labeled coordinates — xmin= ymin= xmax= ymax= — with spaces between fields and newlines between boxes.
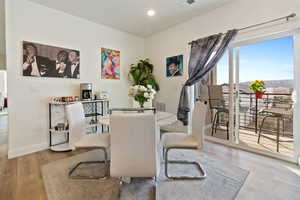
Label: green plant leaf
xmin=128 ymin=59 xmax=160 ymax=91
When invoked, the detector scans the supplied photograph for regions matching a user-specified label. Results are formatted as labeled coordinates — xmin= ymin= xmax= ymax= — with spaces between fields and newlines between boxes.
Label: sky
xmin=217 ymin=36 xmax=294 ymax=84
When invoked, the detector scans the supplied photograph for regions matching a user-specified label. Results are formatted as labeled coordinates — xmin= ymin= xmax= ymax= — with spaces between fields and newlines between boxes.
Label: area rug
xmin=41 ymin=149 xmax=249 ymax=200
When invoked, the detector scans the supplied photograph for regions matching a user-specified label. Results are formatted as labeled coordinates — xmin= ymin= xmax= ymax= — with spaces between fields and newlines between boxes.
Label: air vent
xmin=187 ymin=0 xmax=195 ymax=5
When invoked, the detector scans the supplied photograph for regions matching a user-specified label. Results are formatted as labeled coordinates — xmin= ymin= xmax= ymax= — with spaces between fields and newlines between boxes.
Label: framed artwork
xmin=166 ymin=55 xmax=183 ymax=77
xmin=101 ymin=48 xmax=120 ymax=80
xmin=22 ymin=41 xmax=80 ymax=79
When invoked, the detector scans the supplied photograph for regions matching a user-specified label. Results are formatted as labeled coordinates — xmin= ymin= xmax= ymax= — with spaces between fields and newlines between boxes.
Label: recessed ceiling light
xmin=147 ymin=9 xmax=156 ymax=17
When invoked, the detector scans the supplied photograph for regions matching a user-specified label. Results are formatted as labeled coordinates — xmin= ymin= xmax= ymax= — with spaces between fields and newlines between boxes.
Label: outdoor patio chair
xmin=208 ymin=85 xmax=229 ymax=140
xmin=258 ymin=107 xmax=293 ymax=152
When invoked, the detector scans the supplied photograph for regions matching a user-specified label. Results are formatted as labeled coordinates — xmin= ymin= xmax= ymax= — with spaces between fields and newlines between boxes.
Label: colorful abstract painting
xmin=101 ymin=48 xmax=120 ymax=80
xmin=166 ymin=55 xmax=183 ymax=77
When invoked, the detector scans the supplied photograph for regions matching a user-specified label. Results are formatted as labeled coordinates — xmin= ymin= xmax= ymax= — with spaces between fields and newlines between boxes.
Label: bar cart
xmin=49 ymin=99 xmax=109 ymax=152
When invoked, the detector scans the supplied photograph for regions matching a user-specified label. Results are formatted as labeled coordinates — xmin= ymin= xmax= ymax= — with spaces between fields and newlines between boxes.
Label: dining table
xmin=97 ymin=111 xmax=177 ymax=127
xmin=51 ymin=110 xmax=177 ymax=152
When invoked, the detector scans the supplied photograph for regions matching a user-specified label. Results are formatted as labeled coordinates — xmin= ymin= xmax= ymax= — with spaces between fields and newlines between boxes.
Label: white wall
xmin=5 ymin=0 xmax=144 ymax=158
xmin=145 ymin=0 xmax=300 ymax=113
xmin=145 ymin=0 xmax=300 ymax=159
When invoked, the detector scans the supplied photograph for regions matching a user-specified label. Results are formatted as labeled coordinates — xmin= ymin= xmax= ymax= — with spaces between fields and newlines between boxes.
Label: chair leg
xmin=69 ymin=147 xmax=109 ymax=179
xmin=276 ymin=117 xmax=280 ymax=152
xmin=258 ymin=116 xmax=268 ymax=144
xmin=116 ymin=178 xmax=123 ymax=199
xmin=117 ymin=177 xmax=159 ymax=200
xmin=282 ymin=118 xmax=285 ymax=137
xmin=164 ymin=147 xmax=206 ymax=180
xmin=215 ymin=112 xmax=220 ymax=135
xmin=226 ymin=121 xmax=229 ymax=140
xmin=211 ymin=112 xmax=217 ymax=136
xmin=153 ymin=176 xmax=159 ymax=200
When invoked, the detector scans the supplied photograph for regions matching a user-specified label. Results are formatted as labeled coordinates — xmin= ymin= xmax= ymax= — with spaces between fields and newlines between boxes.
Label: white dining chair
xmin=65 ymin=102 xmax=110 ymax=179
xmin=110 ymin=108 xmax=160 ymax=199
xmin=162 ymin=101 xmax=207 ymax=179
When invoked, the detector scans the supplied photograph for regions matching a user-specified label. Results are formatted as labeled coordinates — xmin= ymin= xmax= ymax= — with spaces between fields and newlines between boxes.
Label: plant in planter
xmin=128 ymin=85 xmax=156 ymax=108
xmin=249 ymin=80 xmax=266 ymax=98
xmin=128 ymin=59 xmax=159 ymax=91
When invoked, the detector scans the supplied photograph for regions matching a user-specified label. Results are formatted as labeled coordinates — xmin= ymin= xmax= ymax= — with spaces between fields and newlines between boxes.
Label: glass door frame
xmin=205 ymin=29 xmax=300 ymax=164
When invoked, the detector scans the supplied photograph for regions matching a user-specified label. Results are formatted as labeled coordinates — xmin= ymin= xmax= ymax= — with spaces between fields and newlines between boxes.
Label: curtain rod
xmin=188 ymin=13 xmax=297 ymax=45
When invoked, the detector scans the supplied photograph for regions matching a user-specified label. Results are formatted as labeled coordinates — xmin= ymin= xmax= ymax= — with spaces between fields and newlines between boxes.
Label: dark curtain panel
xmin=177 ymin=29 xmax=238 ymax=125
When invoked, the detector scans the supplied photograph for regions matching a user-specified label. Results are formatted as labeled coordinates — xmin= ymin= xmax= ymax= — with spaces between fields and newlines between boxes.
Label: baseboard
xmin=8 ymin=142 xmax=49 ymax=159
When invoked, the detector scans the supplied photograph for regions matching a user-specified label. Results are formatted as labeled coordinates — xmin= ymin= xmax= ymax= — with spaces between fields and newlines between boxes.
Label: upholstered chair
xmin=162 ymin=101 xmax=207 ymax=179
xmin=109 ymin=108 xmax=160 ymax=199
xmin=65 ymin=102 xmax=110 ymax=179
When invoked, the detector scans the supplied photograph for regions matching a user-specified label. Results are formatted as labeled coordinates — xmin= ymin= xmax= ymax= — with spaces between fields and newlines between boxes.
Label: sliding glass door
xmin=232 ymin=33 xmax=296 ymax=159
xmin=208 ymin=31 xmax=299 ymax=161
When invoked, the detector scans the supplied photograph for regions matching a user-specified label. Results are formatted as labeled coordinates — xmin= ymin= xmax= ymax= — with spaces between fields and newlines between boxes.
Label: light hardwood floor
xmin=1 ymin=141 xmax=300 ymax=200
xmin=0 ymin=142 xmax=90 ymax=200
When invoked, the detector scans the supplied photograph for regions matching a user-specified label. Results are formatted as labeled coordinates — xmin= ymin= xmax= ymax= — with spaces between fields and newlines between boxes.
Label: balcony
xmin=207 ymin=91 xmax=294 ymax=157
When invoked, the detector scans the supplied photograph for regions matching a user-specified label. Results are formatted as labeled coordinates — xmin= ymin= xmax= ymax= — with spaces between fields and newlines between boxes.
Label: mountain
xmin=240 ymin=79 xmax=294 ymax=87
xmin=240 ymin=79 xmax=294 ymax=93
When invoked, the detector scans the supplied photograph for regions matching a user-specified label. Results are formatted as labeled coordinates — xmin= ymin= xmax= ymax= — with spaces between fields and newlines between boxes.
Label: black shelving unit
xmin=49 ymin=99 xmax=109 ymax=152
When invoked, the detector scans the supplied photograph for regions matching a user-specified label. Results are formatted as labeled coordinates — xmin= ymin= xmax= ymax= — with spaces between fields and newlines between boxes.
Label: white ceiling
xmin=0 ymin=0 xmax=5 ymax=55
xmin=28 ymin=0 xmax=233 ymax=37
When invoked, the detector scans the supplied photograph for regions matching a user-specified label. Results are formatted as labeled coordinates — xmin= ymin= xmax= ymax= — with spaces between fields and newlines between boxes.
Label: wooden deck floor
xmin=207 ymin=127 xmax=294 ymax=157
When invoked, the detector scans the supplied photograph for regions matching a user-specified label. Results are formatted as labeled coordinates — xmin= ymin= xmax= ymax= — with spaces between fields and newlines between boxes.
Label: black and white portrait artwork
xmin=22 ymin=41 xmax=80 ymax=79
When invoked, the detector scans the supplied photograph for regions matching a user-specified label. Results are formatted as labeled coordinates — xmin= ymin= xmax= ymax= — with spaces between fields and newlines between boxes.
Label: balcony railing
xmin=220 ymin=92 xmax=293 ymax=135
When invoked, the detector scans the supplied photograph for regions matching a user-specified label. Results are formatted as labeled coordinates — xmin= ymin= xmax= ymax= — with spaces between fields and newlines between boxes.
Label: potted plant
xmin=249 ymin=80 xmax=266 ymax=99
xmin=128 ymin=85 xmax=156 ymax=108
xmin=128 ymin=59 xmax=159 ymax=91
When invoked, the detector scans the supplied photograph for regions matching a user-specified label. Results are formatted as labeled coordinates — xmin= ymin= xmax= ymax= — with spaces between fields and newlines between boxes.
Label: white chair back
xmin=110 ymin=112 xmax=160 ymax=178
xmin=192 ymin=101 xmax=208 ymax=149
xmin=65 ymin=103 xmax=86 ymax=149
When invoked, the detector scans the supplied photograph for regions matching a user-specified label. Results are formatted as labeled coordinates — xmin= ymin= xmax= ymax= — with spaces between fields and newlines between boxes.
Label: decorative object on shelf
xmin=99 ymin=90 xmax=109 ymax=99
xmin=128 ymin=85 xmax=156 ymax=108
xmin=51 ymin=97 xmax=60 ymax=103
xmin=51 ymin=96 xmax=80 ymax=103
xmin=62 ymin=96 xmax=76 ymax=102
xmin=89 ymin=119 xmax=102 ymax=125
xmin=22 ymin=41 xmax=80 ymax=79
xmin=55 ymin=123 xmax=68 ymax=131
xmin=166 ymin=54 xmax=183 ymax=77
xmin=90 ymin=119 xmax=96 ymax=124
xmin=129 ymin=58 xmax=159 ymax=91
xmin=101 ymin=48 xmax=120 ymax=80
xmin=249 ymin=80 xmax=266 ymax=99
xmin=80 ymin=83 xmax=93 ymax=100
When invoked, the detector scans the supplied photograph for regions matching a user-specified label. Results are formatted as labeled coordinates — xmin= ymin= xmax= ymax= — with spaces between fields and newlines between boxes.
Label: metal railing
xmin=219 ymin=92 xmax=293 ymax=133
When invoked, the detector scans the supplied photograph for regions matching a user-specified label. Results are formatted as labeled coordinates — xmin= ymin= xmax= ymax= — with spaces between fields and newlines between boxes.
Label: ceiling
xmin=28 ymin=0 xmax=233 ymax=37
